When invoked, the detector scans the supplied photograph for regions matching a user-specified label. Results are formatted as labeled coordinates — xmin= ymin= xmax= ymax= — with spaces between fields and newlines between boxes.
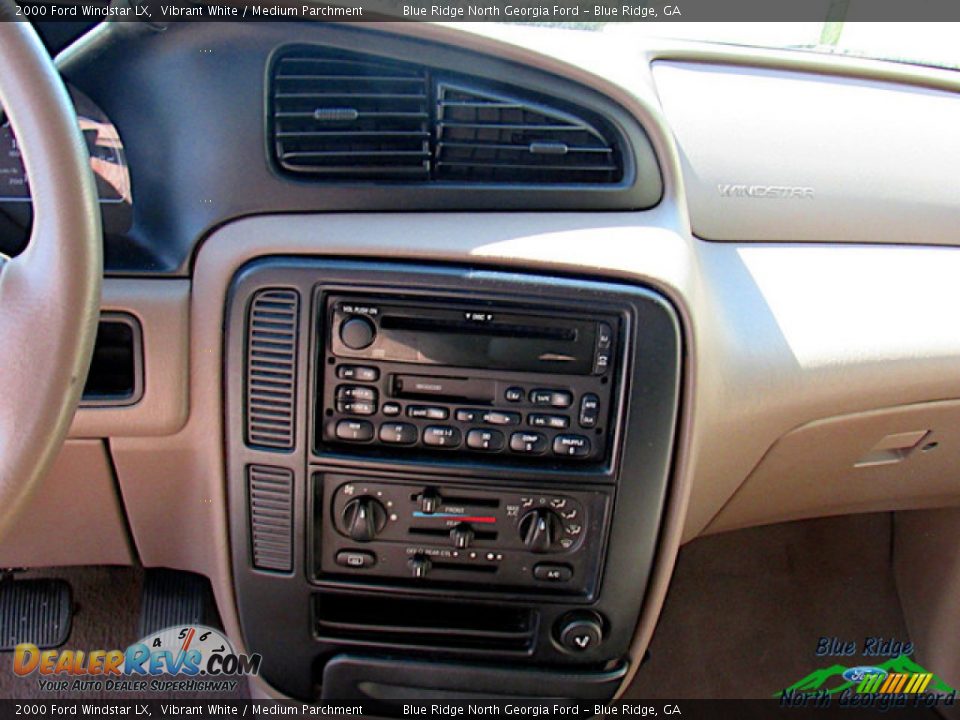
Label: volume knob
xmin=340 ymin=316 xmax=376 ymax=350
xmin=340 ymin=496 xmax=387 ymax=542
xmin=517 ymin=508 xmax=563 ymax=553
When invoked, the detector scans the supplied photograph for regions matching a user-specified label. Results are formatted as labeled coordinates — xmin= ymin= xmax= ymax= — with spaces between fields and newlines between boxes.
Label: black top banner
xmin=7 ymin=0 xmax=960 ymax=22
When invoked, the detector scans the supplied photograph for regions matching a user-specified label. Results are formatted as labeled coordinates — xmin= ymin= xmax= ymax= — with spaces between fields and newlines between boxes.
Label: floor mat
xmin=624 ymin=513 xmax=911 ymax=699
xmin=0 ymin=566 xmax=249 ymax=699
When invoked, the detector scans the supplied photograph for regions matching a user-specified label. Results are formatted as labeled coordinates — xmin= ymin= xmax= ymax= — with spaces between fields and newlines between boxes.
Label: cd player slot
xmin=408 ymin=527 xmax=499 ymax=542
xmin=380 ymin=315 xmax=576 ymax=341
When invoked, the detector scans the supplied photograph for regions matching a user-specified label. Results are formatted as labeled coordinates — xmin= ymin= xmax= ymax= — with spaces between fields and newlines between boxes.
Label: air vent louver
xmin=272 ymin=49 xmax=430 ymax=180
xmin=435 ymin=82 xmax=621 ymax=184
xmin=248 ymin=465 xmax=294 ymax=572
xmin=246 ymin=288 xmax=299 ymax=450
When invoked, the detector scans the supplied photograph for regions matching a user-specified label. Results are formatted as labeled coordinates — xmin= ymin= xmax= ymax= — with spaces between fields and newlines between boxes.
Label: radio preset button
xmin=340 ymin=316 xmax=376 ymax=350
xmin=466 ymin=429 xmax=505 ymax=451
xmin=530 ymin=389 xmax=573 ymax=408
xmin=382 ymin=402 xmax=401 ymax=417
xmin=482 ymin=411 xmax=521 ymax=426
xmin=553 ymin=434 xmax=591 ymax=457
xmin=335 ymin=550 xmax=376 ymax=569
xmin=337 ymin=365 xmax=379 ymax=382
xmin=337 ymin=385 xmax=378 ymax=403
xmin=593 ymin=350 xmax=611 ymax=375
xmin=455 ymin=408 xmax=483 ymax=423
xmin=407 ymin=406 xmax=449 ymax=421
xmin=529 ymin=414 xmax=569 ymax=429
xmin=336 ymin=400 xmax=377 ymax=416
xmin=579 ymin=394 xmax=600 ymax=428
xmin=379 ymin=422 xmax=418 ymax=445
xmin=505 ymin=387 xmax=524 ymax=403
xmin=510 ymin=432 xmax=548 ymax=454
xmin=423 ymin=426 xmax=462 ymax=448
xmin=335 ymin=419 xmax=375 ymax=442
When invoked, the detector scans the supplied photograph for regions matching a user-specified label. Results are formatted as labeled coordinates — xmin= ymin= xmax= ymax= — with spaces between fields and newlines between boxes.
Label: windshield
xmin=488 ymin=22 xmax=960 ymax=72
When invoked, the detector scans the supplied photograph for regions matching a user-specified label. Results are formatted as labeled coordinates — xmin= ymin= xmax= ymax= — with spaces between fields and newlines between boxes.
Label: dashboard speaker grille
xmin=271 ymin=49 xmax=430 ymax=180
xmin=245 ymin=288 xmax=299 ymax=450
xmin=434 ymin=82 xmax=621 ymax=184
xmin=248 ymin=465 xmax=294 ymax=572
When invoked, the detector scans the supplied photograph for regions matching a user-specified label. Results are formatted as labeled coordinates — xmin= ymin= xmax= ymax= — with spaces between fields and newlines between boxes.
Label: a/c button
xmin=533 ymin=563 xmax=573 ymax=582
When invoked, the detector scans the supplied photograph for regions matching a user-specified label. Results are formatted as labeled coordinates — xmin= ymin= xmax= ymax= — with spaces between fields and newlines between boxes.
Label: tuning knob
xmin=517 ymin=508 xmax=563 ymax=553
xmin=340 ymin=496 xmax=387 ymax=542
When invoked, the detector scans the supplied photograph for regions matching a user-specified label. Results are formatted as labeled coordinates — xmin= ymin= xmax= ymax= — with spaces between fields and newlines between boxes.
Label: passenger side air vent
xmin=248 ymin=465 xmax=294 ymax=572
xmin=246 ymin=288 xmax=299 ymax=450
xmin=271 ymin=49 xmax=430 ymax=180
xmin=434 ymin=82 xmax=621 ymax=184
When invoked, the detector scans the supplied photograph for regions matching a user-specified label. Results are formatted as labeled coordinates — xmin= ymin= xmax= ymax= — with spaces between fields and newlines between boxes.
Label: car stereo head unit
xmin=316 ymin=293 xmax=623 ymax=466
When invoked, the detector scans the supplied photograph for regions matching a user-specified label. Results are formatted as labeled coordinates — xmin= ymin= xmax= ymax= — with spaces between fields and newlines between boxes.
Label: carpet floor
xmin=624 ymin=513 xmax=911 ymax=700
xmin=0 ymin=566 xmax=249 ymax=699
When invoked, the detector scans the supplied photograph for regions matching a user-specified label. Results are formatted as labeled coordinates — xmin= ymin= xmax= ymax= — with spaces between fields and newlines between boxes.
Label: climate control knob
xmin=409 ymin=555 xmax=432 ymax=578
xmin=517 ymin=508 xmax=564 ymax=553
xmin=450 ymin=523 xmax=475 ymax=549
xmin=340 ymin=496 xmax=387 ymax=542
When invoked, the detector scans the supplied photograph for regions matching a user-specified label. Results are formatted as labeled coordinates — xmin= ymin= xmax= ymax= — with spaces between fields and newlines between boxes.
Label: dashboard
xmin=7 ymin=18 xmax=960 ymax=706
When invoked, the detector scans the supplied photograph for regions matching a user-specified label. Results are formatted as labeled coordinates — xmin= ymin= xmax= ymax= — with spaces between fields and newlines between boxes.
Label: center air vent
xmin=272 ymin=49 xmax=430 ymax=180
xmin=434 ymin=82 xmax=621 ymax=184
xmin=270 ymin=47 xmax=629 ymax=188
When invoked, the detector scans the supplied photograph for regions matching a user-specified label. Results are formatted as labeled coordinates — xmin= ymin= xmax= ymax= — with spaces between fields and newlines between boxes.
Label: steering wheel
xmin=0 ymin=9 xmax=102 ymax=537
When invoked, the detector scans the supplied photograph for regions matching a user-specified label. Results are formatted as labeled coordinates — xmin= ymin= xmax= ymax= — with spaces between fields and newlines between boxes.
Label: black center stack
xmin=225 ymin=261 xmax=681 ymax=705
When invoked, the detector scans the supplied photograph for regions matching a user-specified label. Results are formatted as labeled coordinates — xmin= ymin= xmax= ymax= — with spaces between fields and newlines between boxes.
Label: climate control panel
xmin=315 ymin=473 xmax=610 ymax=596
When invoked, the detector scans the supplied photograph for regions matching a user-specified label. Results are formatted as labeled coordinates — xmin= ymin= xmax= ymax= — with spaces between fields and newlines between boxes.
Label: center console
xmin=225 ymin=260 xmax=681 ymax=704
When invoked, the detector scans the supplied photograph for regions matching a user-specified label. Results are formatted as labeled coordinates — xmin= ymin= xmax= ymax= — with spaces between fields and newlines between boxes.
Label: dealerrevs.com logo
xmin=13 ymin=625 xmax=261 ymax=693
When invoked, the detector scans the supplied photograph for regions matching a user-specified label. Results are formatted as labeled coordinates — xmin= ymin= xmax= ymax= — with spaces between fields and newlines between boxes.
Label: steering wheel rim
xmin=0 ymin=9 xmax=102 ymax=538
